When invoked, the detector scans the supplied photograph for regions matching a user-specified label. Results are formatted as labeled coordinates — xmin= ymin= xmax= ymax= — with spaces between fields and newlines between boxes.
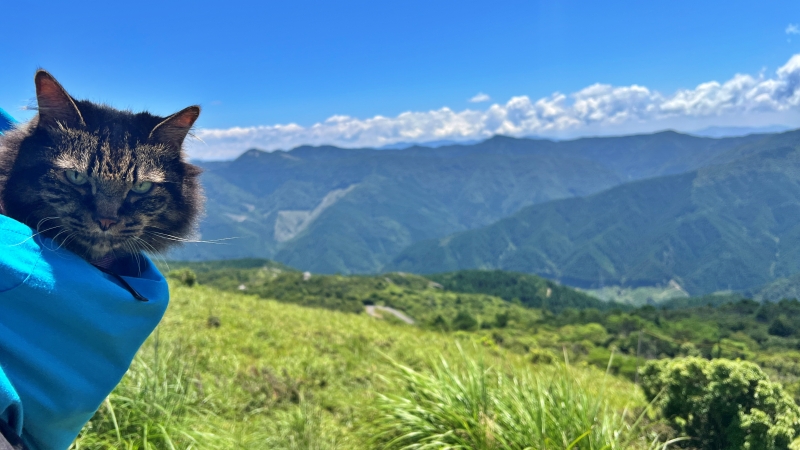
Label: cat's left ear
xmin=35 ymin=70 xmax=86 ymax=129
xmin=149 ymin=106 xmax=200 ymax=148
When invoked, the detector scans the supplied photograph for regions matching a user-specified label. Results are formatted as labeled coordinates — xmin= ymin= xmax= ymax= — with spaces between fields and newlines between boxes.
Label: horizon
xmin=4 ymin=1 xmax=800 ymax=159
xmin=200 ymin=125 xmax=798 ymax=162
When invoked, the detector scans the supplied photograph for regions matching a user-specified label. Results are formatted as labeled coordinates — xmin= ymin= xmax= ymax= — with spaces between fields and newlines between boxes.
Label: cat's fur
xmin=0 ymin=70 xmax=203 ymax=262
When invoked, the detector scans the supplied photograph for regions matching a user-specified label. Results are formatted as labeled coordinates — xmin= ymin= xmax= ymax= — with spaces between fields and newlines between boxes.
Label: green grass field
xmin=71 ymin=282 xmax=658 ymax=449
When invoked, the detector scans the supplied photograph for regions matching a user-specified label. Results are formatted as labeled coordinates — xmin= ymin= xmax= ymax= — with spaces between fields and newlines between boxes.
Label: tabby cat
xmin=0 ymin=70 xmax=203 ymax=263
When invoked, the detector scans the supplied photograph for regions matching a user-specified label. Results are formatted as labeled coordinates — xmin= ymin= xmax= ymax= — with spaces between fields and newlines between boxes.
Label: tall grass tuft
xmin=71 ymin=340 xmax=202 ymax=449
xmin=373 ymin=349 xmax=668 ymax=450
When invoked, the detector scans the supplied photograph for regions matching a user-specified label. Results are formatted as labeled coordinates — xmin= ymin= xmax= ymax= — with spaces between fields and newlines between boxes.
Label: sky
xmin=3 ymin=0 xmax=800 ymax=159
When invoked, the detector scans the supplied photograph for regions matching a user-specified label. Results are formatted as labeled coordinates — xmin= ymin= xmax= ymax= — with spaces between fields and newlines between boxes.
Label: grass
xmin=165 ymin=264 xmax=546 ymax=330
xmin=373 ymin=350 xmax=665 ymax=449
xmin=71 ymin=283 xmax=663 ymax=449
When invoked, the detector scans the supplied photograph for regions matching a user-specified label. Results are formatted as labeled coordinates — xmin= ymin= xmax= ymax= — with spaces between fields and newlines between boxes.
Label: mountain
xmin=387 ymin=129 xmax=800 ymax=295
xmin=173 ymin=131 xmax=768 ymax=274
xmin=689 ymin=125 xmax=791 ymax=138
xmin=377 ymin=138 xmax=481 ymax=150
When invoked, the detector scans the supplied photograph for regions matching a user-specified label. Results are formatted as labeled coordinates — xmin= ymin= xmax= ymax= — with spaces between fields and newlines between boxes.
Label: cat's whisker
xmin=9 ymin=225 xmax=65 ymax=246
xmin=144 ymin=230 xmax=237 ymax=244
xmin=133 ymin=237 xmax=170 ymax=270
xmin=8 ymin=217 xmax=65 ymax=246
xmin=135 ymin=239 xmax=167 ymax=274
xmin=132 ymin=242 xmax=150 ymax=270
xmin=51 ymin=230 xmax=74 ymax=251
xmin=146 ymin=230 xmax=218 ymax=242
xmin=41 ymin=229 xmax=68 ymax=251
xmin=42 ymin=231 xmax=75 ymax=254
xmin=62 ymin=234 xmax=78 ymax=250
xmin=36 ymin=216 xmax=60 ymax=231
xmin=124 ymin=241 xmax=142 ymax=273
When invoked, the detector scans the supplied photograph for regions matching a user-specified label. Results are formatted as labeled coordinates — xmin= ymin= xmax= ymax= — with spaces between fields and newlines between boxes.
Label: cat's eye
xmin=65 ymin=170 xmax=88 ymax=186
xmin=131 ymin=181 xmax=153 ymax=194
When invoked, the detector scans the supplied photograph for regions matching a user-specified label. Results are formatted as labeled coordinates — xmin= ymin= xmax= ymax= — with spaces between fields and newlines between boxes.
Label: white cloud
xmin=787 ymin=24 xmax=800 ymax=35
xmin=187 ymin=54 xmax=800 ymax=160
xmin=469 ymin=92 xmax=491 ymax=103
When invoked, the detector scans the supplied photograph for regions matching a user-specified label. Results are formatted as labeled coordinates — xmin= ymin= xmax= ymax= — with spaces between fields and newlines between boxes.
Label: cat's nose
xmin=97 ymin=217 xmax=118 ymax=230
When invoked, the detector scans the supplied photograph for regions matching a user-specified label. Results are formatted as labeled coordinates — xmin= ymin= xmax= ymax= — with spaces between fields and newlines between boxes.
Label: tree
xmin=768 ymin=315 xmax=795 ymax=337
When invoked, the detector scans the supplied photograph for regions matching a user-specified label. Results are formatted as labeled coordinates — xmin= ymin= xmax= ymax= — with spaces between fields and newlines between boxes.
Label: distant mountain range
xmin=388 ymin=130 xmax=800 ymax=295
xmin=173 ymin=130 xmax=777 ymax=283
xmin=377 ymin=139 xmax=482 ymax=150
xmin=688 ymin=125 xmax=792 ymax=138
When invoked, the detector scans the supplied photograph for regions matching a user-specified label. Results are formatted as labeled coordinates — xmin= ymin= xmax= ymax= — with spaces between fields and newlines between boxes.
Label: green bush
xmin=451 ymin=310 xmax=478 ymax=331
xmin=640 ymin=357 xmax=800 ymax=450
xmin=168 ymin=268 xmax=198 ymax=287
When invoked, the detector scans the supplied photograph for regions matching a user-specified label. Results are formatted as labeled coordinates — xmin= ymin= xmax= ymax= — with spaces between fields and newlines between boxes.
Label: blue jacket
xmin=0 ymin=215 xmax=169 ymax=449
xmin=0 ymin=108 xmax=15 ymax=134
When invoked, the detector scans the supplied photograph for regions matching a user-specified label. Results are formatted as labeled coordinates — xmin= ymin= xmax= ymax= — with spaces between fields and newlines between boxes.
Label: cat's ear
xmin=149 ymin=106 xmax=200 ymax=148
xmin=35 ymin=70 xmax=85 ymax=129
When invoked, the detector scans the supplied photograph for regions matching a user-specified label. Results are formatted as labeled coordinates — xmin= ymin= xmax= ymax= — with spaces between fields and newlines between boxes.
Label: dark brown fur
xmin=0 ymin=70 xmax=204 ymax=261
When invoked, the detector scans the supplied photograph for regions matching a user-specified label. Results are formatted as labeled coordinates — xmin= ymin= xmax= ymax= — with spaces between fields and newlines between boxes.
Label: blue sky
xmin=3 ymin=0 xmax=800 ymax=158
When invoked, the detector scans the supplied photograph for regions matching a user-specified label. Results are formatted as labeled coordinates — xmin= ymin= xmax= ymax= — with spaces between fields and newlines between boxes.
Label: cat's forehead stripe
xmin=52 ymin=130 xmax=167 ymax=182
xmin=89 ymin=142 xmax=135 ymax=182
xmin=54 ymin=154 xmax=85 ymax=171
xmin=138 ymin=168 xmax=166 ymax=182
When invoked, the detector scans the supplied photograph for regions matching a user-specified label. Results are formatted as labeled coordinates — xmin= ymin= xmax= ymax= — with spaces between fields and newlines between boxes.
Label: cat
xmin=0 ymin=70 xmax=203 ymax=264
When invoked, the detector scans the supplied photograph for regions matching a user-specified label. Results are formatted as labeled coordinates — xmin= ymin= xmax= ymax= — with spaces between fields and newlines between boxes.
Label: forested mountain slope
xmin=174 ymin=131 xmax=763 ymax=273
xmin=388 ymin=130 xmax=800 ymax=294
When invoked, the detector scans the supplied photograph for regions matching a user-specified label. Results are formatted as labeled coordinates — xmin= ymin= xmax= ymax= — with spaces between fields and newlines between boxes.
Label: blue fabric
xmin=0 ymin=215 xmax=169 ymax=449
xmin=0 ymin=108 xmax=16 ymax=135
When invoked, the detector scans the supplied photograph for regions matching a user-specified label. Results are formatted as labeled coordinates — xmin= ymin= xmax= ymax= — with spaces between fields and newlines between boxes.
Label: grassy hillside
xmin=64 ymin=259 xmax=800 ymax=449
xmin=72 ymin=282 xmax=655 ymax=449
xmin=389 ymin=131 xmax=800 ymax=295
xmin=166 ymin=261 xmax=546 ymax=326
xmin=166 ymin=261 xmax=617 ymax=322
xmin=163 ymin=262 xmax=800 ymax=392
xmin=172 ymin=131 xmax=761 ymax=274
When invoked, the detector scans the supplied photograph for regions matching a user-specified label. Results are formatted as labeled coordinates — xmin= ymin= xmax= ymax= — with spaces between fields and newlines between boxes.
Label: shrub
xmin=640 ymin=357 xmax=800 ymax=450
xmin=169 ymin=268 xmax=198 ymax=287
xmin=494 ymin=312 xmax=509 ymax=328
xmin=451 ymin=310 xmax=478 ymax=331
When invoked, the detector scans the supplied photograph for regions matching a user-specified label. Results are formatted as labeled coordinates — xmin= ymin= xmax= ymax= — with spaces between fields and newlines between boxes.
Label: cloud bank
xmin=188 ymin=54 xmax=800 ymax=160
